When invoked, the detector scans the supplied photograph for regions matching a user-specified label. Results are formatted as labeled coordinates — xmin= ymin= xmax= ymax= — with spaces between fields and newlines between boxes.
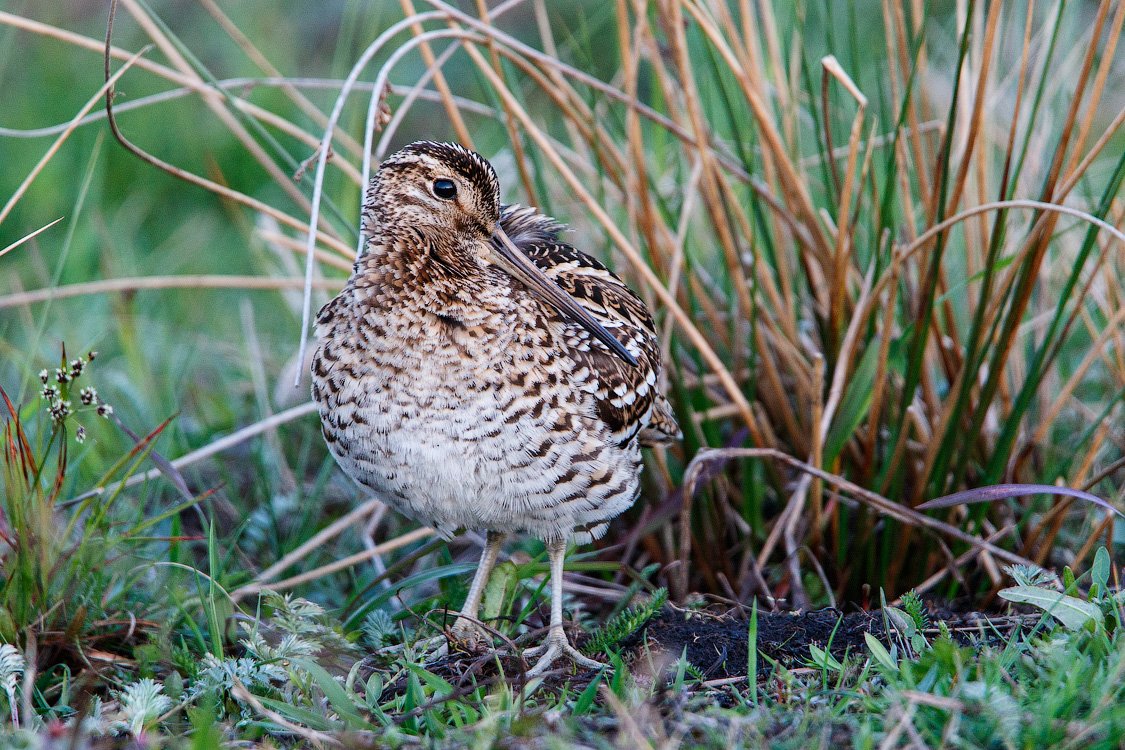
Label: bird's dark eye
xmin=432 ymin=179 xmax=457 ymax=200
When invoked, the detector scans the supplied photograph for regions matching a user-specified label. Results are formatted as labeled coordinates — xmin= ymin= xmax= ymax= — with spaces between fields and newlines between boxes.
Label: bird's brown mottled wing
xmin=498 ymin=205 xmax=680 ymax=445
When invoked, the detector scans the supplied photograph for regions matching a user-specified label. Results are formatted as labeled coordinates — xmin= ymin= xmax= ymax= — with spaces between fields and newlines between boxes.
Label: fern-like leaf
xmin=114 ymin=678 xmax=172 ymax=736
xmin=362 ymin=609 xmax=398 ymax=649
xmin=582 ymin=588 xmax=668 ymax=657
xmin=900 ymin=590 xmax=930 ymax=631
xmin=1004 ymin=563 xmax=1057 ymax=588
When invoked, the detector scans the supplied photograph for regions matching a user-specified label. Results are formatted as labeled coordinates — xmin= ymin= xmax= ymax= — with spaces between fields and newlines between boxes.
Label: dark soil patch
xmin=620 ymin=603 xmax=1027 ymax=680
xmin=625 ymin=608 xmax=884 ymax=679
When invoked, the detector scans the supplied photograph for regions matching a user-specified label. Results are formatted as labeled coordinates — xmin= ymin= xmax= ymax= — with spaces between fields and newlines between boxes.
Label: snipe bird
xmin=312 ymin=141 xmax=679 ymax=674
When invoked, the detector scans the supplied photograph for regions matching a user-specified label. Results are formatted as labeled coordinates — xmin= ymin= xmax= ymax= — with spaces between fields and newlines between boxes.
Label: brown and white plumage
xmin=500 ymin=204 xmax=679 ymax=448
xmin=311 ymin=141 xmax=678 ymax=673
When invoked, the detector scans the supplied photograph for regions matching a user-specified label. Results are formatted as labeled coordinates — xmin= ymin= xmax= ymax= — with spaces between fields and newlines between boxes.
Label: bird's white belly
xmin=369 ymin=420 xmax=514 ymax=533
xmin=322 ymin=359 xmax=639 ymax=541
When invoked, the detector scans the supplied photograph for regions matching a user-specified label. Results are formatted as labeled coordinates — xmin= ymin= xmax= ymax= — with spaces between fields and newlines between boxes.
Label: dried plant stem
xmin=0 ymin=217 xmax=64 ymax=261
xmin=63 ymin=403 xmax=319 ymax=508
xmin=0 ymin=276 xmax=339 ymax=311
xmin=117 ymin=0 xmax=312 ymax=212
xmin=230 ymin=681 xmax=342 ymax=748
xmin=197 ymin=0 xmax=365 ymax=160
xmin=234 ymin=497 xmax=386 ymax=599
xmin=896 ymin=200 xmax=1125 ymax=275
xmin=680 ymin=1 xmax=832 ymax=261
xmin=91 ymin=21 xmax=356 ymax=260
xmin=1061 ymin=0 xmax=1125 ymax=184
xmin=233 ymin=527 xmax=435 ymax=599
xmin=460 ymin=39 xmax=762 ymax=442
xmin=399 ymin=0 xmax=474 ymax=147
xmin=374 ymin=42 xmax=463 ymax=160
xmin=907 ymin=526 xmax=1011 ymax=598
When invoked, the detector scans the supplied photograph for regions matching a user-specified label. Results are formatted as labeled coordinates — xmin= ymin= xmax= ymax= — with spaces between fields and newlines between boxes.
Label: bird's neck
xmin=352 ymin=227 xmax=511 ymax=323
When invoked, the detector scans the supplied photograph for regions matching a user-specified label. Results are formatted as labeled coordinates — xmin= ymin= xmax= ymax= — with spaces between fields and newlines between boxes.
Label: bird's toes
xmin=448 ymin=618 xmax=492 ymax=653
xmin=524 ymin=634 xmax=609 ymax=676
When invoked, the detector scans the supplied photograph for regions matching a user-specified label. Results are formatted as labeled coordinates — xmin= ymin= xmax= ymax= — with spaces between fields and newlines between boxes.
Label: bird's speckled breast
xmin=312 ymin=288 xmax=642 ymax=542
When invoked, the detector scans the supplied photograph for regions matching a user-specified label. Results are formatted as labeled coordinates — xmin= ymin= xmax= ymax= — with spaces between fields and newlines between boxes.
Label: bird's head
xmin=365 ymin=141 xmax=638 ymax=366
xmin=367 ymin=141 xmax=500 ymax=240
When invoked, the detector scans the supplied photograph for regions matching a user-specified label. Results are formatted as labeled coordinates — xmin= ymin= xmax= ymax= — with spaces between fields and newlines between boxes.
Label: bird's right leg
xmin=449 ymin=530 xmax=505 ymax=647
xmin=523 ymin=537 xmax=609 ymax=675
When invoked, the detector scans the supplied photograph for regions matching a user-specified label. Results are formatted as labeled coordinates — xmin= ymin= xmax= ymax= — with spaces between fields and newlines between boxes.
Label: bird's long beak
xmin=490 ymin=227 xmax=638 ymax=367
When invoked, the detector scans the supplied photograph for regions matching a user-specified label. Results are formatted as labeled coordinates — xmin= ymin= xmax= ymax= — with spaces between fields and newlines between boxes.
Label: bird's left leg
xmin=449 ymin=530 xmax=505 ymax=648
xmin=524 ymin=537 xmax=609 ymax=675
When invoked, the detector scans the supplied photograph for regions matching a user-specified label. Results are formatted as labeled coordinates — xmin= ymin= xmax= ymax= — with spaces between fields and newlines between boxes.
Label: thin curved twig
xmin=861 ymin=198 xmax=1125 ymax=314
xmin=374 ymin=43 xmax=465 ymax=162
xmin=0 ymin=46 xmax=148 ymax=226
xmin=231 ymin=527 xmax=435 ymax=601
xmin=99 ymin=4 xmax=354 ymax=258
xmin=0 ymin=78 xmax=494 ymax=139
xmin=294 ymin=10 xmax=449 ymax=387
xmin=420 ymin=0 xmax=811 ymax=236
xmin=898 ymin=199 xmax=1125 ymax=263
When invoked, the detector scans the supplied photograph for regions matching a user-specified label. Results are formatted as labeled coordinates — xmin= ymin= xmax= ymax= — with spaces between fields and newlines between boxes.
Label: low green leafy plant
xmin=1000 ymin=548 xmax=1120 ymax=633
xmin=859 ymin=551 xmax=1125 ymax=748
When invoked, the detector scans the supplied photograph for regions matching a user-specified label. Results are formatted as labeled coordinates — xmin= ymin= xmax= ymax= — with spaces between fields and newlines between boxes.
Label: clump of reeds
xmin=3 ymin=1 xmax=1121 ymax=611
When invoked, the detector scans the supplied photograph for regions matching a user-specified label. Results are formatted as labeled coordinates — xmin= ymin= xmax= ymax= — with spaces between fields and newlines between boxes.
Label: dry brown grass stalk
xmin=0 ymin=275 xmax=340 ymax=310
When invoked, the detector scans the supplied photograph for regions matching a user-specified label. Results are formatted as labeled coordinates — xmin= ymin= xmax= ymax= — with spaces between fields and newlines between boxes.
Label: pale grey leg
xmin=524 ymin=537 xmax=609 ymax=675
xmin=450 ymin=530 xmax=505 ymax=644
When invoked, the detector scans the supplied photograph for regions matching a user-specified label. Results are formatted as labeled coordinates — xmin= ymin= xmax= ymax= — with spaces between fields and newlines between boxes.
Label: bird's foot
xmin=523 ymin=632 xmax=609 ymax=676
xmin=387 ymin=618 xmax=491 ymax=664
xmin=447 ymin=617 xmax=492 ymax=653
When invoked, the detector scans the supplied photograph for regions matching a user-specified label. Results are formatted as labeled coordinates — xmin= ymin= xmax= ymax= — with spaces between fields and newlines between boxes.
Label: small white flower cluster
xmin=38 ymin=350 xmax=112 ymax=442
